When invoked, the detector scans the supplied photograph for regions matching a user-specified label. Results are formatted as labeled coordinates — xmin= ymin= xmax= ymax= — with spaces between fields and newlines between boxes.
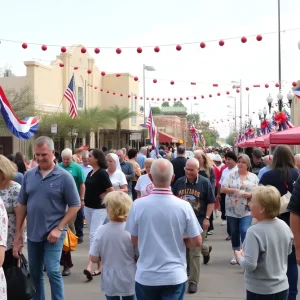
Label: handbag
xmin=5 ymin=254 xmax=36 ymax=300
xmin=280 ymin=190 xmax=291 ymax=215
xmin=63 ymin=228 xmax=78 ymax=252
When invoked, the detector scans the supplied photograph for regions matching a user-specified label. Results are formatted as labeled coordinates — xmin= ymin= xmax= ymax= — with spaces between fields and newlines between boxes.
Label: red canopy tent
xmin=244 ymin=138 xmax=256 ymax=148
xmin=269 ymin=126 xmax=300 ymax=145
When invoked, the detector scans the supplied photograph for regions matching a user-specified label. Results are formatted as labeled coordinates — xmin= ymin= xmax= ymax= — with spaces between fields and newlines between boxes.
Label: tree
xmin=161 ymin=102 xmax=169 ymax=107
xmin=105 ymin=106 xmax=137 ymax=149
xmin=187 ymin=113 xmax=200 ymax=123
xmin=152 ymin=107 xmax=161 ymax=115
xmin=173 ymin=101 xmax=184 ymax=107
xmin=226 ymin=132 xmax=238 ymax=146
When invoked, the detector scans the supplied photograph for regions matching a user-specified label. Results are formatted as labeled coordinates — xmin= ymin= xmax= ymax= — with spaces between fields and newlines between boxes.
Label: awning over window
xmin=158 ymin=131 xmax=179 ymax=143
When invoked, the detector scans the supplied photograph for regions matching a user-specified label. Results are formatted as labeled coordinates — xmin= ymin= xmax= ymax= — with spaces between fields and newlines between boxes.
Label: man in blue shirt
xmin=13 ymin=136 xmax=80 ymax=300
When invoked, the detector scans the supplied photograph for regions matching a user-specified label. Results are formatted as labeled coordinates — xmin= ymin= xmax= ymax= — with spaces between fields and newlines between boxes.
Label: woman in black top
xmin=259 ymin=145 xmax=299 ymax=300
xmin=15 ymin=152 xmax=27 ymax=174
xmin=83 ymin=149 xmax=114 ymax=281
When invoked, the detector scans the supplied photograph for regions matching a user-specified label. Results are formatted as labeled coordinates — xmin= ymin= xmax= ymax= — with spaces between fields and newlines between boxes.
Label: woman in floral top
xmin=0 ymin=197 xmax=8 ymax=300
xmin=221 ymin=154 xmax=259 ymax=265
xmin=0 ymin=155 xmax=21 ymax=272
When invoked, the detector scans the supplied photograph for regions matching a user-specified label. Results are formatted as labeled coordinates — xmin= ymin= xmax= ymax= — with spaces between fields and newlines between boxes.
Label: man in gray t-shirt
xmin=13 ymin=136 xmax=80 ymax=300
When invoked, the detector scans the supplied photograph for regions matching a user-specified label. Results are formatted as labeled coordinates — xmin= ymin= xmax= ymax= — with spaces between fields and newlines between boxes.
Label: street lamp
xmin=258 ymin=107 xmax=268 ymax=121
xmin=143 ymin=64 xmax=155 ymax=145
xmin=227 ymin=96 xmax=237 ymax=131
xmin=266 ymin=94 xmax=273 ymax=113
xmin=143 ymin=64 xmax=155 ymax=123
xmin=231 ymin=80 xmax=242 ymax=132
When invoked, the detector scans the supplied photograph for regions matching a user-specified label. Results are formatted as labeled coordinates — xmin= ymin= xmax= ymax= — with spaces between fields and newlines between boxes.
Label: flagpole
xmin=56 ymin=95 xmax=65 ymax=113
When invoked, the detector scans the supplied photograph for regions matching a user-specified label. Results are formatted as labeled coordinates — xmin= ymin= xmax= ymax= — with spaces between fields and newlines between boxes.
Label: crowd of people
xmin=0 ymin=138 xmax=299 ymax=299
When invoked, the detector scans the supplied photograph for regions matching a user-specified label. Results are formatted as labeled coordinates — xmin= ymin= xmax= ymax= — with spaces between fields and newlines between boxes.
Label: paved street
xmin=39 ymin=217 xmax=300 ymax=299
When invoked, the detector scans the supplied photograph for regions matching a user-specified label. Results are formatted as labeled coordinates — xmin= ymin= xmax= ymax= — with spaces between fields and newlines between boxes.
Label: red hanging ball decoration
xmin=151 ymin=98 xmax=154 ymax=101
xmin=81 ymin=47 xmax=86 ymax=53
xmin=153 ymin=79 xmax=157 ymax=83
xmin=87 ymin=69 xmax=92 ymax=74
xmin=22 ymin=43 xmax=28 ymax=49
xmin=61 ymin=46 xmax=67 ymax=53
xmin=120 ymin=94 xmax=123 ymax=97
xmin=134 ymin=76 xmax=138 ymax=81
xmin=180 ymin=97 xmax=183 ymax=101
xmin=128 ymin=95 xmax=131 ymax=98
xmin=116 ymin=74 xmax=121 ymax=77
xmin=186 ymin=97 xmax=189 ymax=100
xmin=226 ymin=91 xmax=230 ymax=95
xmin=94 ymin=48 xmax=100 ymax=54
xmin=94 ymin=87 xmax=97 ymax=89
xmin=201 ymin=95 xmax=204 ymax=99
xmin=241 ymin=37 xmax=247 ymax=43
xmin=41 ymin=44 xmax=47 ymax=51
xmin=265 ymin=84 xmax=269 ymax=88
xmin=168 ymin=98 xmax=171 ymax=101
xmin=140 ymin=97 xmax=143 ymax=100
xmin=134 ymin=96 xmax=138 ymax=99
xmin=107 ymin=91 xmax=109 ymax=93
xmin=146 ymin=97 xmax=149 ymax=100
xmin=246 ymin=87 xmax=249 ymax=91
xmin=113 ymin=92 xmax=116 ymax=95
xmin=217 ymin=93 xmax=221 ymax=96
xmin=137 ymin=47 xmax=142 ymax=53
xmin=219 ymin=40 xmax=225 ymax=46
xmin=176 ymin=44 xmax=182 ymax=51
xmin=292 ymin=81 xmax=297 ymax=87
xmin=174 ymin=98 xmax=176 ymax=101
xmin=170 ymin=80 xmax=175 ymax=85
xmin=116 ymin=48 xmax=122 ymax=54
xmin=194 ymin=96 xmax=197 ymax=100
xmin=154 ymin=46 xmax=160 ymax=52
xmin=74 ymin=67 xmax=78 ymax=70
xmin=100 ymin=89 xmax=103 ymax=91
xmin=275 ymin=83 xmax=280 ymax=87
xmin=162 ymin=98 xmax=164 ymax=101
xmin=256 ymin=34 xmax=263 ymax=41
xmin=236 ymin=89 xmax=240 ymax=93
xmin=101 ymin=71 xmax=106 ymax=76
xmin=209 ymin=94 xmax=212 ymax=97
xmin=59 ymin=63 xmax=64 ymax=67
xmin=200 ymin=42 xmax=206 ymax=48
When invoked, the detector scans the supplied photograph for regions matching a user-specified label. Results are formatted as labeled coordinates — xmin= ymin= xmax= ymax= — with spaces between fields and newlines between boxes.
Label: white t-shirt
xmin=89 ymin=222 xmax=136 ymax=296
xmin=220 ymin=166 xmax=238 ymax=186
xmin=107 ymin=170 xmax=127 ymax=190
xmin=125 ymin=188 xmax=202 ymax=286
xmin=135 ymin=174 xmax=154 ymax=197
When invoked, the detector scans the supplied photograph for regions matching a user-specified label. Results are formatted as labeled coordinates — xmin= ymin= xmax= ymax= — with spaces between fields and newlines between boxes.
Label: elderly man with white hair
xmin=58 ymin=148 xmax=86 ymax=276
xmin=126 ymin=159 xmax=202 ymax=299
xmin=258 ymin=155 xmax=273 ymax=180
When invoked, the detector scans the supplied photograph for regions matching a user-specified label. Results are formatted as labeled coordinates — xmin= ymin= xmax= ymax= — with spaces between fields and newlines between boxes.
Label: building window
xmin=131 ymin=94 xmax=137 ymax=126
xmin=77 ymin=87 xmax=84 ymax=108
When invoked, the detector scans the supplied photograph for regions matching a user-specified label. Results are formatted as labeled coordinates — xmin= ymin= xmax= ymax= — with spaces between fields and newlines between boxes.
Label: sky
xmin=1 ymin=0 xmax=300 ymax=137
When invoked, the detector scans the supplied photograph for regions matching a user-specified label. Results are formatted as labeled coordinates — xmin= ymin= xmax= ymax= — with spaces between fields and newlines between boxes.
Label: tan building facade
xmin=0 ymin=45 xmax=144 ymax=156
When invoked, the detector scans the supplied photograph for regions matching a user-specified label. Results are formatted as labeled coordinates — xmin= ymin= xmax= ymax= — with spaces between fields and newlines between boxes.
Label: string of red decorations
xmin=3 ymin=27 xmax=300 ymax=54
xmin=85 ymin=83 xmax=298 ymax=100
xmin=32 ymin=58 xmax=298 ymax=88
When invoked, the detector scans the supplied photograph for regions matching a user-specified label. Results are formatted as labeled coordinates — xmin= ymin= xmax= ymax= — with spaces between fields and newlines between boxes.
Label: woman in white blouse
xmin=221 ymin=154 xmax=259 ymax=265
xmin=106 ymin=153 xmax=128 ymax=193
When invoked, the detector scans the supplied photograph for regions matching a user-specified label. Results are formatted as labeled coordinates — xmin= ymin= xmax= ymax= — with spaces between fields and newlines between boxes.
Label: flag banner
xmin=0 ymin=86 xmax=39 ymax=140
xmin=64 ymin=75 xmax=78 ymax=119
xmin=146 ymin=108 xmax=157 ymax=151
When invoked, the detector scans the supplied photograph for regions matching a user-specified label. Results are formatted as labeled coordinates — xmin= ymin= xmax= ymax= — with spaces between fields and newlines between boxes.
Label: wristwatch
xmin=58 ymin=226 xmax=65 ymax=231
xmin=80 ymin=198 xmax=84 ymax=201
xmin=205 ymin=216 xmax=210 ymax=220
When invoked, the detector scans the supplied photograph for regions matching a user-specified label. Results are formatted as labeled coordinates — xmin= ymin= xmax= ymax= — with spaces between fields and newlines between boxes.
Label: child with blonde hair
xmin=89 ymin=191 xmax=136 ymax=300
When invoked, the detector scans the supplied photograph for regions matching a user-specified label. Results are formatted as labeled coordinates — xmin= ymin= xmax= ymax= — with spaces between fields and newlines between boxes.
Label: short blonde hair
xmin=237 ymin=154 xmax=251 ymax=171
xmin=144 ymin=158 xmax=154 ymax=166
xmin=0 ymin=155 xmax=16 ymax=182
xmin=251 ymin=186 xmax=281 ymax=218
xmin=103 ymin=191 xmax=133 ymax=221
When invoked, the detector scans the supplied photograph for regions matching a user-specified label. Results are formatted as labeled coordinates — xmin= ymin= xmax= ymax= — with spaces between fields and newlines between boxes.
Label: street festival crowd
xmin=0 ymin=136 xmax=300 ymax=299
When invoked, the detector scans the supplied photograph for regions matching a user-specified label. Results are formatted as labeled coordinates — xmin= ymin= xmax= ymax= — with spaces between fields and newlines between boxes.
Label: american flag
xmin=64 ymin=75 xmax=78 ymax=119
xmin=200 ymin=134 xmax=206 ymax=148
xmin=146 ymin=108 xmax=157 ymax=150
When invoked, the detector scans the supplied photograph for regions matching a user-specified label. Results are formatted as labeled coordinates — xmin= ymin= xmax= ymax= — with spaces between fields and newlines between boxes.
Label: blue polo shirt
xmin=18 ymin=165 xmax=80 ymax=242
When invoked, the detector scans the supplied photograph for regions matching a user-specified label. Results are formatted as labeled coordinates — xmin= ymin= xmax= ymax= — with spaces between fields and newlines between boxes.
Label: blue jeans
xmin=105 ymin=296 xmax=135 ymax=300
xmin=135 ymin=281 xmax=185 ymax=300
xmin=227 ymin=215 xmax=252 ymax=250
xmin=246 ymin=289 xmax=288 ymax=300
xmin=75 ymin=207 xmax=84 ymax=238
xmin=27 ymin=231 xmax=66 ymax=300
xmin=287 ymin=245 xmax=298 ymax=300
